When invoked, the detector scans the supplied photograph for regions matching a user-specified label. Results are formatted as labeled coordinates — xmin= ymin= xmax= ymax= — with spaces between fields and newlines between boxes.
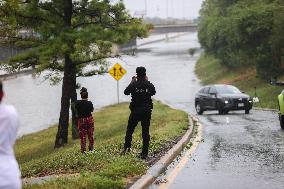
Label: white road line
xmin=158 ymin=123 xmax=203 ymax=189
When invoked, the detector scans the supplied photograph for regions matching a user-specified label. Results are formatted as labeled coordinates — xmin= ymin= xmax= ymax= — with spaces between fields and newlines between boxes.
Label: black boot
xmin=139 ymin=151 xmax=148 ymax=159
xmin=120 ymin=147 xmax=131 ymax=155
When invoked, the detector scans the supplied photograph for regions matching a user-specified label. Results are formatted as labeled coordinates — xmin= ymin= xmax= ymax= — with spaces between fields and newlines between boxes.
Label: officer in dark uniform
xmin=122 ymin=66 xmax=156 ymax=159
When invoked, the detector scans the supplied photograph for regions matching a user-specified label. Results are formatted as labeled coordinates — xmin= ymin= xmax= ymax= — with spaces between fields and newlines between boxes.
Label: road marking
xmin=226 ymin=117 xmax=230 ymax=124
xmin=158 ymin=123 xmax=203 ymax=189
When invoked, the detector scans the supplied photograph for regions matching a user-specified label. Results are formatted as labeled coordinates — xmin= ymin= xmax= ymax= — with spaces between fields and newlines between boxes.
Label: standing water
xmin=3 ymin=32 xmax=201 ymax=137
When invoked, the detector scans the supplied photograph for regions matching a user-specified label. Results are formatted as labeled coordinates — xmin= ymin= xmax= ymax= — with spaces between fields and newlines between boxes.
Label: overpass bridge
xmin=119 ymin=24 xmax=198 ymax=52
xmin=0 ymin=24 xmax=198 ymax=62
xmin=151 ymin=24 xmax=198 ymax=34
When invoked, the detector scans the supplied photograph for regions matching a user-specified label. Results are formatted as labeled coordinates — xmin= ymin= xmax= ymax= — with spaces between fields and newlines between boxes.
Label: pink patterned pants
xmin=77 ymin=116 xmax=94 ymax=153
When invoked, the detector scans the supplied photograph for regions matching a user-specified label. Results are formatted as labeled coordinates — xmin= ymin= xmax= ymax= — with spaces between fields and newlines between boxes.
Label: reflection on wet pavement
xmin=169 ymin=110 xmax=284 ymax=189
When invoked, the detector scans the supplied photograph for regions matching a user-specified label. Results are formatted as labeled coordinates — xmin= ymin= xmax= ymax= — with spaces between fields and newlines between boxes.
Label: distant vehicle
xmin=195 ymin=84 xmax=253 ymax=115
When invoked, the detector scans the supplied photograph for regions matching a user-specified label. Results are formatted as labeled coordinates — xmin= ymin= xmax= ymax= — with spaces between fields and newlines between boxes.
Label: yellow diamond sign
xmin=108 ymin=63 xmax=127 ymax=81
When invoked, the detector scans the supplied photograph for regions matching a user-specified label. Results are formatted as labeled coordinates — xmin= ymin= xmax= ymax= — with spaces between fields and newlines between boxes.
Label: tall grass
xmin=16 ymin=101 xmax=188 ymax=189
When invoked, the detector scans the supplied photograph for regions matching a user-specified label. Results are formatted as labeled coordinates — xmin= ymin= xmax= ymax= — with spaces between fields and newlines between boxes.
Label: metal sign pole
xmin=117 ymin=80 xmax=120 ymax=104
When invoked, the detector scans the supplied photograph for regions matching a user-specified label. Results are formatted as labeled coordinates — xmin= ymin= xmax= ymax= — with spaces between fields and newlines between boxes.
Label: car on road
xmin=195 ymin=84 xmax=253 ymax=115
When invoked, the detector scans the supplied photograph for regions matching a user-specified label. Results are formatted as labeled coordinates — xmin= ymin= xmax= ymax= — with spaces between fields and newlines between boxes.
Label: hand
xmin=131 ymin=76 xmax=137 ymax=83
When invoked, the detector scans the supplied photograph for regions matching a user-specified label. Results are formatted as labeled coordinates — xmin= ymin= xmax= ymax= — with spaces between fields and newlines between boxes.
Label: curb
xmin=129 ymin=115 xmax=198 ymax=189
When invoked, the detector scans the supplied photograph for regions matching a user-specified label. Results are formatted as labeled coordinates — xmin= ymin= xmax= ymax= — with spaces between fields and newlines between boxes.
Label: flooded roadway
xmin=3 ymin=32 xmax=284 ymax=188
xmin=3 ymin=32 xmax=200 ymax=136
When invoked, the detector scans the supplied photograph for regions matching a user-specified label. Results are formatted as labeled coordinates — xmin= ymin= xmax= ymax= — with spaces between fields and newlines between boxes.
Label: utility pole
xmin=183 ymin=0 xmax=185 ymax=19
xmin=166 ymin=0 xmax=169 ymax=20
xmin=144 ymin=0 xmax=147 ymax=17
xmin=166 ymin=0 xmax=169 ymax=42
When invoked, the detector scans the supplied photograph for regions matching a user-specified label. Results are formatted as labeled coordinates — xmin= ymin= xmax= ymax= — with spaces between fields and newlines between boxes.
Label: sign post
xmin=117 ymin=80 xmax=119 ymax=104
xmin=108 ymin=63 xmax=127 ymax=104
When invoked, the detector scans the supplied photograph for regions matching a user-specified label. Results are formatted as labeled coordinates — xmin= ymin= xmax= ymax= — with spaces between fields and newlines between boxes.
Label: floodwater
xmin=2 ymin=32 xmax=200 ymax=136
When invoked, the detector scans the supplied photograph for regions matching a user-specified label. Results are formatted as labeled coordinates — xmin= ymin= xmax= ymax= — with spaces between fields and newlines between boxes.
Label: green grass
xmin=16 ymin=101 xmax=188 ymax=189
xmin=195 ymin=53 xmax=284 ymax=109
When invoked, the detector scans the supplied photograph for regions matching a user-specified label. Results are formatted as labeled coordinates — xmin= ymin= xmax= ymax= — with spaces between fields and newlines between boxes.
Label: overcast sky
xmin=120 ymin=0 xmax=204 ymax=19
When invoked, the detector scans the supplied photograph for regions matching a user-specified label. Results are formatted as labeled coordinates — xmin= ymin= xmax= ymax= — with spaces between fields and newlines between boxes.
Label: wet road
xmin=141 ymin=36 xmax=284 ymax=188
xmin=165 ymin=111 xmax=284 ymax=189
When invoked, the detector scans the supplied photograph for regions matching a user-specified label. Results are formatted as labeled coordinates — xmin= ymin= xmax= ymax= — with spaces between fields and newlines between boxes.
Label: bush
xmin=188 ymin=48 xmax=197 ymax=57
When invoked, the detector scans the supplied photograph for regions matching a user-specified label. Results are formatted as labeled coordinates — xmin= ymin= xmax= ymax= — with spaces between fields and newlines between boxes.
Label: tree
xmin=188 ymin=48 xmax=197 ymax=57
xmin=198 ymin=0 xmax=284 ymax=78
xmin=0 ymin=0 xmax=149 ymax=147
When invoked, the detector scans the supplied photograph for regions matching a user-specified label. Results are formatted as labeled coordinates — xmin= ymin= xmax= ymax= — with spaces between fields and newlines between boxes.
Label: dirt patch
xmin=219 ymin=68 xmax=256 ymax=84
xmin=22 ymin=173 xmax=80 ymax=185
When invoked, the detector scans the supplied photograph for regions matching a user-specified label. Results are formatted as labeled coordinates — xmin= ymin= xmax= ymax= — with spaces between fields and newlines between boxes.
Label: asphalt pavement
xmin=134 ymin=34 xmax=284 ymax=189
xmin=166 ymin=110 xmax=284 ymax=189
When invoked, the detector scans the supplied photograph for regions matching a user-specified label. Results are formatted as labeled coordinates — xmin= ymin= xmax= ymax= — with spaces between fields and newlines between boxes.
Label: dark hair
xmin=136 ymin=66 xmax=146 ymax=78
xmin=80 ymin=87 xmax=88 ymax=99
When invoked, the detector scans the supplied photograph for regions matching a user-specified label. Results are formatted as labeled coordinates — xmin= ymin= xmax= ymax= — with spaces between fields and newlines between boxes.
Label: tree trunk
xmin=54 ymin=54 xmax=75 ymax=148
xmin=71 ymin=81 xmax=79 ymax=140
xmin=54 ymin=0 xmax=75 ymax=148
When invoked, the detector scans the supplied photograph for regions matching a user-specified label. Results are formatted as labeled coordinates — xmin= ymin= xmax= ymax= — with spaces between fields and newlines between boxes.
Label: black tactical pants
xmin=124 ymin=110 xmax=152 ymax=155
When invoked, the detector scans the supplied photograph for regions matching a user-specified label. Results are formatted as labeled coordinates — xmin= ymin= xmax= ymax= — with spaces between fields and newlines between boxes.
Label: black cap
xmin=136 ymin=66 xmax=146 ymax=78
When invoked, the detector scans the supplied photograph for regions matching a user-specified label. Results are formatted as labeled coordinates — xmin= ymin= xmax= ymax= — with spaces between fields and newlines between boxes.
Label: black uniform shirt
xmin=76 ymin=100 xmax=94 ymax=118
xmin=124 ymin=79 xmax=156 ymax=110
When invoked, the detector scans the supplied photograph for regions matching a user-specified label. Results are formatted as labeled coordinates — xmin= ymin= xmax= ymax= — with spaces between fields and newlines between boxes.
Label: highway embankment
xmin=17 ymin=101 xmax=190 ymax=189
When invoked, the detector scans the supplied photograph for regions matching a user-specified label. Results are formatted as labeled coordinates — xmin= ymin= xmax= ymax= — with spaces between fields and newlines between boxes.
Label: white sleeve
xmin=0 ymin=109 xmax=11 ymax=147
xmin=0 ymin=106 xmax=19 ymax=146
xmin=8 ymin=106 xmax=19 ymax=144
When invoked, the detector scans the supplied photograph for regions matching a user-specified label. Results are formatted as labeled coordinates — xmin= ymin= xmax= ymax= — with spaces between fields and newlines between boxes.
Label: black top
xmin=124 ymin=79 xmax=156 ymax=111
xmin=75 ymin=100 xmax=94 ymax=118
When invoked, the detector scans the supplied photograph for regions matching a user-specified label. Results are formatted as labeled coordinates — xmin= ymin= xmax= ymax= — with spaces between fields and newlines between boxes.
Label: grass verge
xmin=195 ymin=53 xmax=284 ymax=109
xmin=16 ymin=101 xmax=188 ymax=189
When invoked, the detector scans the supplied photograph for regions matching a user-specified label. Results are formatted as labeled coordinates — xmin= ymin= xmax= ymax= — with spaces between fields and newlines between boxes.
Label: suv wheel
xmin=245 ymin=109 xmax=250 ymax=114
xmin=217 ymin=102 xmax=224 ymax=115
xmin=196 ymin=103 xmax=203 ymax=115
xmin=218 ymin=109 xmax=224 ymax=115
